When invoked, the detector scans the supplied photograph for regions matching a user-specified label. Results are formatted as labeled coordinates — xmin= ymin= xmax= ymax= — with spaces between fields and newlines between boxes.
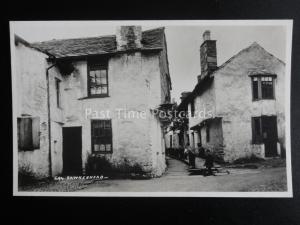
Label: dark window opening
xmin=18 ymin=117 xmax=40 ymax=151
xmin=191 ymin=100 xmax=195 ymax=117
xmin=261 ymin=76 xmax=274 ymax=99
xmin=252 ymin=76 xmax=275 ymax=100
xmin=252 ymin=117 xmax=263 ymax=144
xmin=170 ymin=135 xmax=172 ymax=148
xmin=252 ymin=116 xmax=278 ymax=149
xmin=91 ymin=120 xmax=112 ymax=153
xmin=206 ymin=125 xmax=210 ymax=143
xmin=55 ymin=78 xmax=61 ymax=108
xmin=88 ymin=60 xmax=108 ymax=97
xmin=198 ymin=129 xmax=202 ymax=146
xmin=252 ymin=77 xmax=259 ymax=100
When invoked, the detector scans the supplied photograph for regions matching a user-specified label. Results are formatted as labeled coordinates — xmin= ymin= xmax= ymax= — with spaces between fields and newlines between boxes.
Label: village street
xmin=79 ymin=157 xmax=287 ymax=192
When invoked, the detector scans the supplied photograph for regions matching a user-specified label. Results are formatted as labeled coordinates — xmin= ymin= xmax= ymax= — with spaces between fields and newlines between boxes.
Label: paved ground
xmin=80 ymin=157 xmax=287 ymax=192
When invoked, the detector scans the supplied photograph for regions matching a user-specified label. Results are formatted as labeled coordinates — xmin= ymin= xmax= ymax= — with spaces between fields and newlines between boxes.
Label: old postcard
xmin=10 ymin=20 xmax=293 ymax=197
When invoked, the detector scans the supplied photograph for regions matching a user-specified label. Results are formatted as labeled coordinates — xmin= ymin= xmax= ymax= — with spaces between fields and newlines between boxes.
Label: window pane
xmin=96 ymin=87 xmax=102 ymax=94
xmin=90 ymin=87 xmax=96 ymax=95
xmin=94 ymin=144 xmax=100 ymax=152
xmin=96 ymin=77 xmax=101 ymax=85
xmin=101 ymin=86 xmax=108 ymax=94
xmin=252 ymin=78 xmax=259 ymax=99
xmin=100 ymin=70 xmax=106 ymax=78
xmin=100 ymin=144 xmax=106 ymax=151
xmin=261 ymin=77 xmax=273 ymax=99
xmin=100 ymin=76 xmax=107 ymax=85
xmin=95 ymin=70 xmax=100 ymax=78
xmin=106 ymin=144 xmax=111 ymax=152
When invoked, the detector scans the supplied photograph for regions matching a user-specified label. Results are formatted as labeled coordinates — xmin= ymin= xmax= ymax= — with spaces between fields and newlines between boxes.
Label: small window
xmin=251 ymin=76 xmax=275 ymax=100
xmin=55 ymin=78 xmax=61 ymax=108
xmin=191 ymin=100 xmax=195 ymax=117
xmin=252 ymin=117 xmax=263 ymax=144
xmin=88 ymin=60 xmax=109 ymax=97
xmin=206 ymin=125 xmax=210 ymax=143
xmin=91 ymin=120 xmax=112 ymax=153
xmin=18 ymin=117 xmax=40 ymax=151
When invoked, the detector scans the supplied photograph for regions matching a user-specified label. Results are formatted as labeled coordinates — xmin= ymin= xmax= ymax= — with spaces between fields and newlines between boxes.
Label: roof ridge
xmin=215 ymin=42 xmax=284 ymax=73
xmin=142 ymin=27 xmax=165 ymax=33
xmin=31 ymin=34 xmax=116 ymax=45
xmin=31 ymin=27 xmax=165 ymax=45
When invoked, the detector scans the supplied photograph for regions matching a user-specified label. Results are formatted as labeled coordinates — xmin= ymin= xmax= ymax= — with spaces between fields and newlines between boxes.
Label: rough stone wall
xmin=14 ymin=42 xmax=50 ymax=178
xmin=214 ymin=44 xmax=285 ymax=161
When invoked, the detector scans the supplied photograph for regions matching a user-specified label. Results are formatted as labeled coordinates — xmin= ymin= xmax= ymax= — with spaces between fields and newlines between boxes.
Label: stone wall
xmin=14 ymin=42 xmax=50 ymax=178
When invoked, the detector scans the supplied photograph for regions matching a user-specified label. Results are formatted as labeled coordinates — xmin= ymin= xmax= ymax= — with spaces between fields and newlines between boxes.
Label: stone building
xmin=176 ymin=31 xmax=285 ymax=162
xmin=13 ymin=26 xmax=172 ymax=178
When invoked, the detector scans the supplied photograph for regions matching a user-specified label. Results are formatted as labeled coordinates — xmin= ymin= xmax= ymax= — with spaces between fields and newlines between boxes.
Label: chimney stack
xmin=198 ymin=30 xmax=217 ymax=81
xmin=116 ymin=26 xmax=142 ymax=51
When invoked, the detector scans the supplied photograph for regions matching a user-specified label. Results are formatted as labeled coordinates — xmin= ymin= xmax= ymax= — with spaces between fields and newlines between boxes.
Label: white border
xmin=10 ymin=20 xmax=293 ymax=197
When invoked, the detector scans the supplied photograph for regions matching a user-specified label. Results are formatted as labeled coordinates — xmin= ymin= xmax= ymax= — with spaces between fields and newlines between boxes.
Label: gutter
xmin=46 ymin=60 xmax=56 ymax=178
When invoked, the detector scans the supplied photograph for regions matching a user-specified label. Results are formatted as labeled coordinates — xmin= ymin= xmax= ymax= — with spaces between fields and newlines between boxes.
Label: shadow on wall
xmin=85 ymin=154 xmax=152 ymax=179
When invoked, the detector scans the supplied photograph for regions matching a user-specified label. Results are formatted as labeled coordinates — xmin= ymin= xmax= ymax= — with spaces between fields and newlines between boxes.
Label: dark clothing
xmin=204 ymin=154 xmax=214 ymax=168
xmin=185 ymin=146 xmax=196 ymax=168
xmin=204 ymin=153 xmax=214 ymax=176
xmin=188 ymin=153 xmax=195 ymax=168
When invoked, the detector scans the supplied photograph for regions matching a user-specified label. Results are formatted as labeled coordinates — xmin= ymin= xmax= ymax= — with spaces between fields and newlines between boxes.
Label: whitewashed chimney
xmin=116 ymin=26 xmax=142 ymax=51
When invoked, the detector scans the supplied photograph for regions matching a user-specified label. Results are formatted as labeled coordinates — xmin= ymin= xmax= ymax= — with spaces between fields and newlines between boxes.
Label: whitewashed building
xmin=177 ymin=31 xmax=285 ymax=162
xmin=13 ymin=26 xmax=172 ymax=178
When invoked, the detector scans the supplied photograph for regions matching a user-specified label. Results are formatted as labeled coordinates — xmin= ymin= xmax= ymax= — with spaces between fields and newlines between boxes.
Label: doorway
xmin=63 ymin=127 xmax=82 ymax=175
xmin=262 ymin=116 xmax=278 ymax=157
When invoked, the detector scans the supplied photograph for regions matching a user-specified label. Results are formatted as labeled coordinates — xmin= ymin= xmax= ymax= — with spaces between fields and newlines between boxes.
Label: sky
xmin=12 ymin=21 xmax=287 ymax=102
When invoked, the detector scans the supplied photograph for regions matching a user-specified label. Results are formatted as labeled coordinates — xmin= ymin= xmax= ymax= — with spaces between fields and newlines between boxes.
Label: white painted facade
xmin=14 ymin=27 xmax=171 ymax=178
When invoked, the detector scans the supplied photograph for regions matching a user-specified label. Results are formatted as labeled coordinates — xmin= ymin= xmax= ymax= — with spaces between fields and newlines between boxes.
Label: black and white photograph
xmin=10 ymin=20 xmax=293 ymax=197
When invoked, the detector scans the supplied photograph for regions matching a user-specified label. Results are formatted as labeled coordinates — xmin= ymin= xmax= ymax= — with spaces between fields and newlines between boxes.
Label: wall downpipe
xmin=46 ymin=60 xmax=56 ymax=178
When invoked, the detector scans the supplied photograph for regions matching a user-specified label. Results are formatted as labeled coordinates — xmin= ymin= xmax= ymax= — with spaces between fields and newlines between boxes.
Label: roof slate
xmin=31 ymin=27 xmax=165 ymax=59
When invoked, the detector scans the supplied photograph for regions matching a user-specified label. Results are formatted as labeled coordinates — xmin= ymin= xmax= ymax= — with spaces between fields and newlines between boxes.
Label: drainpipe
xmin=46 ymin=61 xmax=56 ymax=178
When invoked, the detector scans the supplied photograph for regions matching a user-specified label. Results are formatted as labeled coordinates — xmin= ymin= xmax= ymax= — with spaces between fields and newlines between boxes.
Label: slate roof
xmin=31 ymin=27 xmax=165 ymax=59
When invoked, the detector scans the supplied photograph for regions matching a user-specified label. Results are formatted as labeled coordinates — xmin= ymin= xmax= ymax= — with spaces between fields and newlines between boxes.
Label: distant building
xmin=172 ymin=31 xmax=285 ymax=162
xmin=14 ymin=26 xmax=172 ymax=178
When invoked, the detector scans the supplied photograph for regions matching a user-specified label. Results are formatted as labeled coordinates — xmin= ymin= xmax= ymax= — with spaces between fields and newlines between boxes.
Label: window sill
xmin=252 ymin=98 xmax=275 ymax=102
xmin=78 ymin=95 xmax=110 ymax=100
xmin=92 ymin=151 xmax=113 ymax=154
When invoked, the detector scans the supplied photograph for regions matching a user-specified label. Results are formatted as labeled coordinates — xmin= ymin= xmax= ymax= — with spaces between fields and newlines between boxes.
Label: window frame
xmin=251 ymin=116 xmax=263 ymax=144
xmin=55 ymin=77 xmax=62 ymax=108
xmin=251 ymin=75 xmax=276 ymax=101
xmin=87 ymin=59 xmax=109 ymax=98
xmin=91 ymin=119 xmax=113 ymax=154
xmin=17 ymin=116 xmax=40 ymax=151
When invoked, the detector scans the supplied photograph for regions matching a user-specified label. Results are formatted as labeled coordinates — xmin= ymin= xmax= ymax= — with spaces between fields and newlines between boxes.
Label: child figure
xmin=204 ymin=149 xmax=214 ymax=176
